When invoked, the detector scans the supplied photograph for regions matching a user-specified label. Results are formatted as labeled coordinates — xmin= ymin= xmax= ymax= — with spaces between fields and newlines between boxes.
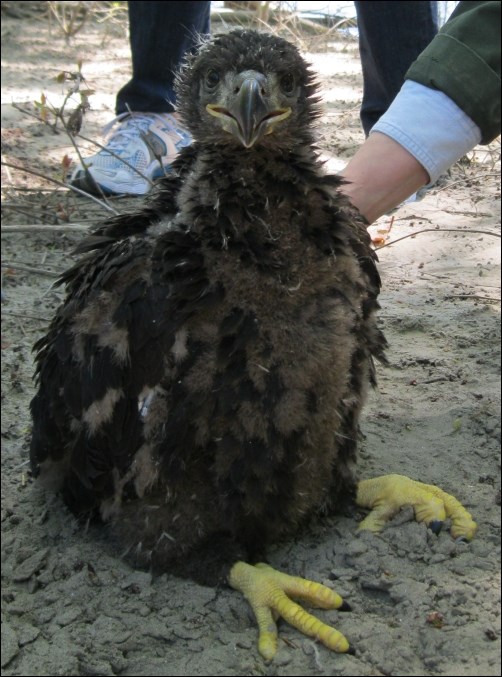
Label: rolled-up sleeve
xmin=371 ymin=80 xmax=482 ymax=184
xmin=405 ymin=0 xmax=501 ymax=144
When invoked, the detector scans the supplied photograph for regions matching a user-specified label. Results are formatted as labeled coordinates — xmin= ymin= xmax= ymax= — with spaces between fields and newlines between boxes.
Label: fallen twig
xmin=434 ymin=172 xmax=501 ymax=193
xmin=443 ymin=294 xmax=500 ymax=303
xmin=9 ymin=102 xmax=152 ymax=203
xmin=2 ymin=224 xmax=88 ymax=233
xmin=375 ymin=227 xmax=501 ymax=250
xmin=2 ymin=262 xmax=62 ymax=278
xmin=58 ymin=114 xmax=117 ymax=209
xmin=1 ymin=161 xmax=119 ymax=215
xmin=2 ymin=311 xmax=51 ymax=322
xmin=11 ymin=102 xmax=43 ymax=124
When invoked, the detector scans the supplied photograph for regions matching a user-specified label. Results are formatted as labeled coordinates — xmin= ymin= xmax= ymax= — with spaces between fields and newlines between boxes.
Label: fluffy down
xmin=30 ymin=29 xmax=475 ymax=659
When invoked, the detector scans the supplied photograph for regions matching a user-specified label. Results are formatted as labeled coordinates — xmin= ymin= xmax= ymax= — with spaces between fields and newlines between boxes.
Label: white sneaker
xmin=70 ymin=112 xmax=192 ymax=195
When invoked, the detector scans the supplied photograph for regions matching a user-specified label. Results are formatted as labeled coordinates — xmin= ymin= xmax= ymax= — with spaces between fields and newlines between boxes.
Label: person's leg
xmin=71 ymin=1 xmax=210 ymax=195
xmin=355 ymin=1 xmax=438 ymax=136
xmin=117 ymin=1 xmax=210 ymax=114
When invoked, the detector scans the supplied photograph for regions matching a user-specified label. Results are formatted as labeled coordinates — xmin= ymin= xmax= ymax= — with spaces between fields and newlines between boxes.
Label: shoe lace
xmin=102 ymin=112 xmax=170 ymax=157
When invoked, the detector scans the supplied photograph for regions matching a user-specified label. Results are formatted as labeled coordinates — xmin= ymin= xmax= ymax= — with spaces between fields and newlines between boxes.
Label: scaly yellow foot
xmin=228 ymin=561 xmax=351 ymax=660
xmin=356 ymin=474 xmax=477 ymax=540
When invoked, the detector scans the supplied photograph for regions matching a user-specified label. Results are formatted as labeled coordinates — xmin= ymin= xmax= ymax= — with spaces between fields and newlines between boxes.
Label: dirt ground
xmin=1 ymin=6 xmax=501 ymax=677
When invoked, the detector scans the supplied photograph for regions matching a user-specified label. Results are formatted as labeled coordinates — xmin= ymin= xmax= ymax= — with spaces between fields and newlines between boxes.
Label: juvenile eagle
xmin=30 ymin=29 xmax=476 ymax=659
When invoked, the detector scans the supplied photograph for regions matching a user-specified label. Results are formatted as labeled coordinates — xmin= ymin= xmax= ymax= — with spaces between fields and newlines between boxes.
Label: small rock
xmin=429 ymin=553 xmax=448 ymax=564
xmin=120 ymin=570 xmax=152 ymax=591
xmin=360 ymin=576 xmax=393 ymax=592
xmin=12 ymin=547 xmax=50 ymax=581
xmin=78 ymin=659 xmax=115 ymax=676
xmin=17 ymin=623 xmax=40 ymax=646
xmin=171 ymin=622 xmax=204 ymax=640
xmin=1 ymin=622 xmax=19 ymax=668
xmin=346 ymin=540 xmax=368 ymax=557
xmin=55 ymin=607 xmax=82 ymax=627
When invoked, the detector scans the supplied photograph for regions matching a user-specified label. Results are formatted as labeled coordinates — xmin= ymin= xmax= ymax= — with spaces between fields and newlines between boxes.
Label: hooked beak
xmin=206 ymin=72 xmax=291 ymax=148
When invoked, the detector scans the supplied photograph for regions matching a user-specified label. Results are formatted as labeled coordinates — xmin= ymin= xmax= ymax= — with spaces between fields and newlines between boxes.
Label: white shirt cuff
xmin=370 ymin=80 xmax=482 ymax=184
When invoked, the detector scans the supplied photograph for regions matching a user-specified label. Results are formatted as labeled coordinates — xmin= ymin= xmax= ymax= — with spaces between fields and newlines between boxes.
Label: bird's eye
xmin=280 ymin=73 xmax=295 ymax=94
xmin=205 ymin=69 xmax=220 ymax=89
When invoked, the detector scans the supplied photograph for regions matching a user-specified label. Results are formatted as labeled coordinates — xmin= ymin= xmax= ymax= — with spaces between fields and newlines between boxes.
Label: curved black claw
xmin=339 ymin=601 xmax=352 ymax=612
xmin=428 ymin=519 xmax=444 ymax=535
xmin=347 ymin=646 xmax=356 ymax=656
xmin=455 ymin=536 xmax=470 ymax=544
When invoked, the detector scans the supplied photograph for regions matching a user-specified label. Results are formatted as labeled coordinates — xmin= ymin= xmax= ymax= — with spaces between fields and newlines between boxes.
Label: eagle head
xmin=175 ymin=29 xmax=322 ymax=150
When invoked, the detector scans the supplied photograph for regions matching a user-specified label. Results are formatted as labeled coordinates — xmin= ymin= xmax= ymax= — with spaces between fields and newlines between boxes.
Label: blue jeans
xmin=116 ymin=1 xmax=437 ymax=134
xmin=116 ymin=1 xmax=210 ymax=115
xmin=355 ymin=1 xmax=438 ymax=136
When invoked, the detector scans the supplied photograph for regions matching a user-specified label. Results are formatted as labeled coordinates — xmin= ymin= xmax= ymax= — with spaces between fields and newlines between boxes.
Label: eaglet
xmin=30 ymin=29 xmax=476 ymax=660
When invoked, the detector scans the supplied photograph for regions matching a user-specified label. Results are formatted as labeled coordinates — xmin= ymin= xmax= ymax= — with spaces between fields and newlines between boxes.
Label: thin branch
xmin=1 ymin=161 xmax=119 ymax=215
xmin=1 ymin=186 xmax=64 ymax=193
xmin=11 ymin=102 xmax=44 ymax=124
xmin=434 ymin=172 xmax=502 ymax=193
xmin=58 ymin=111 xmax=117 ymax=210
xmin=2 ymin=262 xmax=62 ymax=278
xmin=10 ymin=102 xmax=103 ymax=200
xmin=10 ymin=103 xmax=153 ymax=200
xmin=2 ymin=310 xmax=50 ymax=322
xmin=2 ymin=224 xmax=88 ymax=233
xmin=375 ymin=228 xmax=501 ymax=250
xmin=444 ymin=294 xmax=500 ymax=303
xmin=1 ymin=204 xmax=52 ymax=223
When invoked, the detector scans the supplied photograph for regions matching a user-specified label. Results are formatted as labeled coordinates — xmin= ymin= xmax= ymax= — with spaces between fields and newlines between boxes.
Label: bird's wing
xmin=309 ymin=171 xmax=388 ymax=367
xmin=30 ymin=221 xmax=219 ymax=515
xmin=74 ymin=144 xmax=197 ymax=255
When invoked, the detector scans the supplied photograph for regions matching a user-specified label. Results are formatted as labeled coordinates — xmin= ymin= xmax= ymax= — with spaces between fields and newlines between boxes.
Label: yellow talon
xmin=228 ymin=476 xmax=477 ymax=660
xmin=356 ymin=474 xmax=477 ymax=540
xmin=228 ymin=561 xmax=350 ymax=660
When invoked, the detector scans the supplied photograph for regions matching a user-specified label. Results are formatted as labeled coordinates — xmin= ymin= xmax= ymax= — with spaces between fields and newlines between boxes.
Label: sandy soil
xmin=1 ymin=8 xmax=501 ymax=677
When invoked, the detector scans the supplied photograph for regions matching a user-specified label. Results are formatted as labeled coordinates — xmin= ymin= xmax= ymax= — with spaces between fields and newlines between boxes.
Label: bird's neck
xmin=175 ymin=144 xmax=321 ymax=244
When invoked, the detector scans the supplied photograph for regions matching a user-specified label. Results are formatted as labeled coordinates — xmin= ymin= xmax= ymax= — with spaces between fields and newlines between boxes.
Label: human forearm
xmin=340 ymin=79 xmax=483 ymax=224
xmin=339 ymin=132 xmax=429 ymax=225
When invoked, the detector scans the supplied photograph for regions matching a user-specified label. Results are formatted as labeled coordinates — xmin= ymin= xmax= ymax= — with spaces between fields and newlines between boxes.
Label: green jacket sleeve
xmin=406 ymin=1 xmax=501 ymax=144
